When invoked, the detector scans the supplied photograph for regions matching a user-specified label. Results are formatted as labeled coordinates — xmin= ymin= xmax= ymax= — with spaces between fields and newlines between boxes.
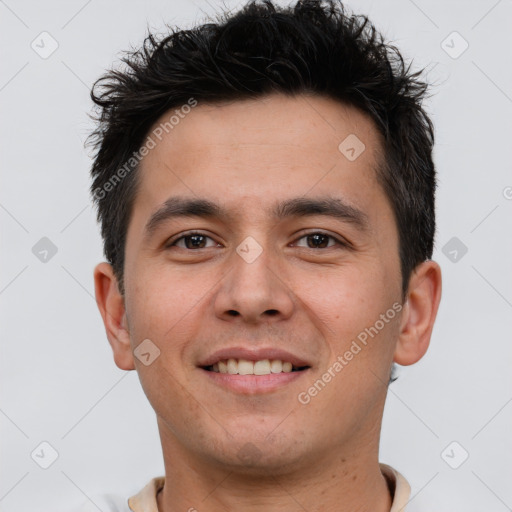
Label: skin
xmin=94 ymin=93 xmax=442 ymax=512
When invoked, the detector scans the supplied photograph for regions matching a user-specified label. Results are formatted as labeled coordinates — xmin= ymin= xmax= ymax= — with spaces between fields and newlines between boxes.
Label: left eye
xmin=293 ymin=232 xmax=343 ymax=249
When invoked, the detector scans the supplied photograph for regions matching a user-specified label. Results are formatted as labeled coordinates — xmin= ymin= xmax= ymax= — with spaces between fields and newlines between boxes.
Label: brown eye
xmin=294 ymin=232 xmax=343 ymax=249
xmin=307 ymin=233 xmax=330 ymax=248
xmin=168 ymin=233 xmax=218 ymax=249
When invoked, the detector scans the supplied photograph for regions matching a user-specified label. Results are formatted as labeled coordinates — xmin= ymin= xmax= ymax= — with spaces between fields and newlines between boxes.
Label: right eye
xmin=166 ymin=232 xmax=220 ymax=250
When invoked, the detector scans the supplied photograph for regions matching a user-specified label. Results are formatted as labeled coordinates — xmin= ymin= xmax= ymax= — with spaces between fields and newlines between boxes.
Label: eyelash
xmin=166 ymin=231 xmax=349 ymax=250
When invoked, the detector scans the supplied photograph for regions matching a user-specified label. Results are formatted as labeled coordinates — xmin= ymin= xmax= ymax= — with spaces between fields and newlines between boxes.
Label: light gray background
xmin=1 ymin=0 xmax=511 ymax=510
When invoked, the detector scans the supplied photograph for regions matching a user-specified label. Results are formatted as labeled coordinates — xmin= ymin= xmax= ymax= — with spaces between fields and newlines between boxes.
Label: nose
xmin=213 ymin=241 xmax=295 ymax=325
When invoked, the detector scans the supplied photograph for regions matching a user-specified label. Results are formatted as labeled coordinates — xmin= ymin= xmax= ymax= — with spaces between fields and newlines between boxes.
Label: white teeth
xmin=238 ymin=359 xmax=254 ymax=375
xmin=227 ymin=358 xmax=238 ymax=374
xmin=282 ymin=361 xmax=292 ymax=373
xmin=270 ymin=360 xmax=282 ymax=373
xmin=254 ymin=359 xmax=271 ymax=375
xmin=210 ymin=358 xmax=301 ymax=375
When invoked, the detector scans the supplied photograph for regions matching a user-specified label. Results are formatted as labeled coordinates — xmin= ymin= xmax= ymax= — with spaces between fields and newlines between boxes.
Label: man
xmin=86 ymin=0 xmax=442 ymax=510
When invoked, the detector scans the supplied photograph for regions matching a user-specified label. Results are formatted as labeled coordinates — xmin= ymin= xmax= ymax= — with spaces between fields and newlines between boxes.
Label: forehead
xmin=136 ymin=93 xmax=386 ymax=211
xmin=151 ymin=94 xmax=382 ymax=158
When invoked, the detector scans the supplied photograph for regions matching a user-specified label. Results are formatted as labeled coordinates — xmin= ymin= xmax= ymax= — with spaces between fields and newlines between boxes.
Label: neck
xmin=155 ymin=423 xmax=392 ymax=512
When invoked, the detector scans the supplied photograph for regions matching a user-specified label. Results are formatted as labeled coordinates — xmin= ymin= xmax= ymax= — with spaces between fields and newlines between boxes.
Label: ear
xmin=94 ymin=262 xmax=135 ymax=371
xmin=393 ymin=260 xmax=442 ymax=366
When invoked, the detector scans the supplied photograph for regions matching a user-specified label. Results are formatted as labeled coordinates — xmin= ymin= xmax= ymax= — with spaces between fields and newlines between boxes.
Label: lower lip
xmin=200 ymin=368 xmax=309 ymax=394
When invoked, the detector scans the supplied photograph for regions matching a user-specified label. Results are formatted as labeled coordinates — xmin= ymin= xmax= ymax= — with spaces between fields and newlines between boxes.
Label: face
xmin=108 ymin=94 xmax=409 ymax=472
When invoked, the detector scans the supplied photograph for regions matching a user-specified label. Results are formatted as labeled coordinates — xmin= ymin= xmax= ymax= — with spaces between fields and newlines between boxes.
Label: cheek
xmin=124 ymin=266 xmax=203 ymax=409
xmin=295 ymin=260 xmax=393 ymax=338
xmin=305 ymin=273 xmax=400 ymax=411
xmin=125 ymin=262 xmax=204 ymax=351
xmin=294 ymin=259 xmax=400 ymax=395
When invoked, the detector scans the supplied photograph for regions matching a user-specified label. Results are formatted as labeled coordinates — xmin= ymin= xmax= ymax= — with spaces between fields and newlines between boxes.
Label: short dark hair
xmin=88 ymin=0 xmax=436 ymax=297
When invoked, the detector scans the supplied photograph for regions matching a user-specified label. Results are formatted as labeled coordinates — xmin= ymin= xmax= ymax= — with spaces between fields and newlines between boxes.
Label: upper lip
xmin=198 ymin=347 xmax=312 ymax=368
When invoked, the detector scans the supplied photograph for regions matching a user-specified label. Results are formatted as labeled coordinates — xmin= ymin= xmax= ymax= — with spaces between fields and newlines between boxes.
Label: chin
xmin=204 ymin=437 xmax=306 ymax=475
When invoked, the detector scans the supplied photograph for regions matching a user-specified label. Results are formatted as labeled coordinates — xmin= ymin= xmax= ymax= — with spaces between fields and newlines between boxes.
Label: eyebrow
xmin=144 ymin=196 xmax=369 ymax=239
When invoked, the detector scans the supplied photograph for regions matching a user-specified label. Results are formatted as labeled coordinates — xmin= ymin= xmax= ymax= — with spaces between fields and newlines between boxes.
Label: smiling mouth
xmin=202 ymin=358 xmax=310 ymax=375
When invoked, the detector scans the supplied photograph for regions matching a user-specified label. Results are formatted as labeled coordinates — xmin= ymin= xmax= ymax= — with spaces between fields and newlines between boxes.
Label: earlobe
xmin=393 ymin=260 xmax=442 ymax=366
xmin=93 ymin=262 xmax=135 ymax=371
